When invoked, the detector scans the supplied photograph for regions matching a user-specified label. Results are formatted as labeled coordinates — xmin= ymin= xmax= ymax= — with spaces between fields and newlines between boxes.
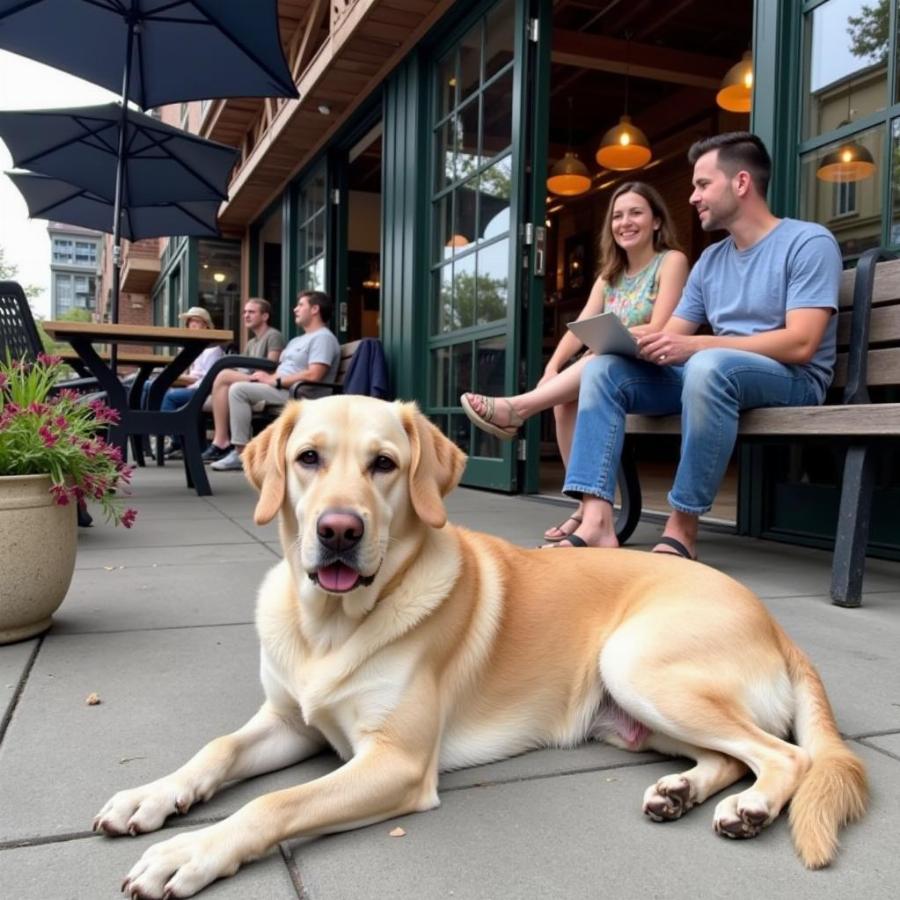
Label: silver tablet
xmin=567 ymin=312 xmax=638 ymax=358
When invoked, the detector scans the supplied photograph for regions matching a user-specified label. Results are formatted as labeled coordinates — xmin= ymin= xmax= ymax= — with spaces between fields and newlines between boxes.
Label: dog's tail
xmin=782 ymin=635 xmax=868 ymax=868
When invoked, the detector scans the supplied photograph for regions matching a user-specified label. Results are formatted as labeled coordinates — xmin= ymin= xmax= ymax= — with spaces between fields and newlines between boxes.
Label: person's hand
xmin=250 ymin=370 xmax=277 ymax=386
xmin=629 ymin=324 xmax=651 ymax=338
xmin=636 ymin=331 xmax=698 ymax=366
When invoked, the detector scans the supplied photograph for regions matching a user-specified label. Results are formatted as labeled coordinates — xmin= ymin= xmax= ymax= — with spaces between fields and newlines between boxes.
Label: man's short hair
xmin=246 ymin=297 xmax=271 ymax=319
xmin=300 ymin=290 xmax=333 ymax=324
xmin=687 ymin=132 xmax=771 ymax=198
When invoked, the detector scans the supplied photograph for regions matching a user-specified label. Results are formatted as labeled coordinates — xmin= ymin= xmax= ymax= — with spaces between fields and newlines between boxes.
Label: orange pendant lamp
xmin=815 ymin=82 xmax=876 ymax=183
xmin=595 ymin=43 xmax=651 ymax=172
xmin=717 ymin=51 xmax=753 ymax=113
xmin=547 ymin=97 xmax=591 ymax=196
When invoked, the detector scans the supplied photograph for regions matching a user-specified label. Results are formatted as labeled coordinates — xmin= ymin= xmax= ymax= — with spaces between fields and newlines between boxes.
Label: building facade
xmin=47 ymin=221 xmax=101 ymax=319
xmin=127 ymin=0 xmax=900 ymax=557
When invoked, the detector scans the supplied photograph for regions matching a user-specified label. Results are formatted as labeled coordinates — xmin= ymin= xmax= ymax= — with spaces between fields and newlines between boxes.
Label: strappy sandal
xmin=543 ymin=514 xmax=583 ymax=542
xmin=460 ymin=393 xmax=524 ymax=442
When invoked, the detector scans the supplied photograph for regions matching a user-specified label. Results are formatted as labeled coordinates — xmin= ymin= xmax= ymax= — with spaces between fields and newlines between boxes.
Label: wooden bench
xmin=614 ymin=247 xmax=900 ymax=608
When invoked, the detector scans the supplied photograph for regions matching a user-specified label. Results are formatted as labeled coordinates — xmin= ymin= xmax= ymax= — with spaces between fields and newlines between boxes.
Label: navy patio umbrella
xmin=0 ymin=102 xmax=237 ymax=325
xmin=0 ymin=0 xmax=298 ymax=111
xmin=0 ymin=104 xmax=238 ymax=206
xmin=7 ymin=172 xmax=224 ymax=241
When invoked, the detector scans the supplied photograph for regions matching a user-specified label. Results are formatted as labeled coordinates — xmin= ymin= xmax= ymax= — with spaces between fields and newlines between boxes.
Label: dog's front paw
xmin=93 ymin=779 xmax=194 ymax=837
xmin=122 ymin=827 xmax=239 ymax=899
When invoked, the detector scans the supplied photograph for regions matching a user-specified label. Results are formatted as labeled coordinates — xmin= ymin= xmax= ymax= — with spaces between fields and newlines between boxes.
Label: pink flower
xmin=121 ymin=508 xmax=138 ymax=528
xmin=49 ymin=483 xmax=71 ymax=506
xmin=38 ymin=425 xmax=58 ymax=447
xmin=37 ymin=352 xmax=63 ymax=367
xmin=88 ymin=399 xmax=120 ymax=425
xmin=53 ymin=415 xmax=68 ymax=429
xmin=28 ymin=402 xmax=49 ymax=416
xmin=0 ymin=371 xmax=8 ymax=390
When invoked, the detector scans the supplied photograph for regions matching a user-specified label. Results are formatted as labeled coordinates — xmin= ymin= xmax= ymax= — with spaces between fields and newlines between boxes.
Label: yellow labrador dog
xmin=95 ymin=397 xmax=867 ymax=898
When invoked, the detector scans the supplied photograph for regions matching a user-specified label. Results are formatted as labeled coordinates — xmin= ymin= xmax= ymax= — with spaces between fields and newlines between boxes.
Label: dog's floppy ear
xmin=401 ymin=402 xmax=467 ymax=528
xmin=243 ymin=402 xmax=302 ymax=525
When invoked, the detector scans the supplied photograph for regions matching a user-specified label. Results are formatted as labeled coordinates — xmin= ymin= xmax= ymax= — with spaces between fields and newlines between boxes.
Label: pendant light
xmin=596 ymin=36 xmax=651 ymax=172
xmin=547 ymin=97 xmax=591 ymax=196
xmin=717 ymin=51 xmax=753 ymax=113
xmin=816 ymin=79 xmax=876 ymax=183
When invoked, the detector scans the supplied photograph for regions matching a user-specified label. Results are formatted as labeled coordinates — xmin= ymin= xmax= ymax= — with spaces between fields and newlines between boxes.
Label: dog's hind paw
xmin=642 ymin=775 xmax=695 ymax=821
xmin=713 ymin=791 xmax=771 ymax=839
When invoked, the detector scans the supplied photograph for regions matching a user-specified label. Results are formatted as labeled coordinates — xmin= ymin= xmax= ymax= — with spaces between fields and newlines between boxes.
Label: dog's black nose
xmin=317 ymin=510 xmax=364 ymax=553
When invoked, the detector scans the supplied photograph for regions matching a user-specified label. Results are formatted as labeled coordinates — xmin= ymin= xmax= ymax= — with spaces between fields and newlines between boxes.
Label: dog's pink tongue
xmin=317 ymin=563 xmax=359 ymax=593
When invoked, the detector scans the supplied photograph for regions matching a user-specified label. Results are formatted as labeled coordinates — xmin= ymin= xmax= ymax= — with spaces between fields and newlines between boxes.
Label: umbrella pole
xmin=110 ymin=14 xmax=139 ymax=371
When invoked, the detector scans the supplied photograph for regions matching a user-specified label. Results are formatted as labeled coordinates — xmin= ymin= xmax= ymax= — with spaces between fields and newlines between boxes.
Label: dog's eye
xmin=371 ymin=455 xmax=396 ymax=474
xmin=297 ymin=449 xmax=319 ymax=467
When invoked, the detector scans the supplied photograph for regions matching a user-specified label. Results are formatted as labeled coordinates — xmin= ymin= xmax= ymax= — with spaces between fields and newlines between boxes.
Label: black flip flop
xmin=651 ymin=536 xmax=697 ymax=560
xmin=541 ymin=533 xmax=590 ymax=549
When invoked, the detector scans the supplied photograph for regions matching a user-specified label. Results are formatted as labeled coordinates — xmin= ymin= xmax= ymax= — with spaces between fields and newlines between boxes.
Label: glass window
xmin=197 ymin=238 xmax=241 ymax=330
xmin=297 ymin=165 xmax=327 ymax=298
xmin=803 ymin=0 xmax=888 ymax=140
xmin=799 ymin=123 xmax=884 ymax=259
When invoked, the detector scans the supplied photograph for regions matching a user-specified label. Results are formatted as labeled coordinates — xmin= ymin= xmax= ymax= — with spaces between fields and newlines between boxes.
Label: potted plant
xmin=0 ymin=353 xmax=137 ymax=643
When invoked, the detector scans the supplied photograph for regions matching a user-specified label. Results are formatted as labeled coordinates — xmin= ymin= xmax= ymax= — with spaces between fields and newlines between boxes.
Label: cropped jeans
xmin=563 ymin=348 xmax=823 ymax=516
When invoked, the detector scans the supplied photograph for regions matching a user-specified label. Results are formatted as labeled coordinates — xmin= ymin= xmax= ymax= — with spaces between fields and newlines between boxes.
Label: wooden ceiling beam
xmin=552 ymin=29 xmax=733 ymax=90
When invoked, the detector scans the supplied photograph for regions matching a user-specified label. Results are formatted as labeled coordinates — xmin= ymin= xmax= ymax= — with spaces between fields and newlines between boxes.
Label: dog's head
xmin=243 ymin=396 xmax=467 ymax=595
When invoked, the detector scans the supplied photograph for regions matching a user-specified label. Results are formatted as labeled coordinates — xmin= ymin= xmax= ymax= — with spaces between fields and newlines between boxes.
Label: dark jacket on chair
xmin=342 ymin=338 xmax=391 ymax=399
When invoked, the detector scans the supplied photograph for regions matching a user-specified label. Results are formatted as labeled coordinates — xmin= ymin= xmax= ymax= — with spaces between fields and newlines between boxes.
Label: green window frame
xmin=295 ymin=161 xmax=328 ymax=294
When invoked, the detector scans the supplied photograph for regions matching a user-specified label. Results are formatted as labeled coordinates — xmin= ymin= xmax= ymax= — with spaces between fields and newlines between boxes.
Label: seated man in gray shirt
xmin=210 ymin=291 xmax=341 ymax=472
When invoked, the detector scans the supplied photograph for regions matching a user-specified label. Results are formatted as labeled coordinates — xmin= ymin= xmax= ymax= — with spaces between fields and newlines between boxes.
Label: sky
xmin=0 ymin=50 xmax=118 ymax=318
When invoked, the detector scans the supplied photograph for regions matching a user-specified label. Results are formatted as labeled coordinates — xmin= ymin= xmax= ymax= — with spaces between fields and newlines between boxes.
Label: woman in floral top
xmin=462 ymin=181 xmax=689 ymax=541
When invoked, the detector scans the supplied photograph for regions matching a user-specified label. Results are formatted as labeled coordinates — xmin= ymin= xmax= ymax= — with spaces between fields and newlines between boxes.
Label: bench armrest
xmin=289 ymin=378 xmax=342 ymax=399
xmin=184 ymin=356 xmax=278 ymax=415
xmin=844 ymin=247 xmax=898 ymax=405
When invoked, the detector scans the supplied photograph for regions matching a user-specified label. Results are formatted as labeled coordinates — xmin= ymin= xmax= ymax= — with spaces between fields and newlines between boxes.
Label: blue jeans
xmin=564 ymin=349 xmax=823 ymax=516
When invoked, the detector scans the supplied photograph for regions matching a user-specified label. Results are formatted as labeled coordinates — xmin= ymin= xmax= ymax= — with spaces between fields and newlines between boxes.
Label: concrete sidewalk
xmin=1 ymin=464 xmax=898 ymax=899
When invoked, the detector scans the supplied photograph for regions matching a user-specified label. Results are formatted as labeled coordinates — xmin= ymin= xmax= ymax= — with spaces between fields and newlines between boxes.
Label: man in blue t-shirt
xmin=553 ymin=132 xmax=842 ymax=560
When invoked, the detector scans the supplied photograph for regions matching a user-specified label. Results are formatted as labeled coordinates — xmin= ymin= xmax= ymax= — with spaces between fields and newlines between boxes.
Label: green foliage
xmin=0 ymin=354 xmax=137 ymax=527
xmin=847 ymin=0 xmax=890 ymax=63
xmin=441 ymin=271 xmax=508 ymax=330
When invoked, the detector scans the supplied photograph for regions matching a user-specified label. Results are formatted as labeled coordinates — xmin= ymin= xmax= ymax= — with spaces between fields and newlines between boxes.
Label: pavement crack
xmin=0 ymin=636 xmax=43 ymax=749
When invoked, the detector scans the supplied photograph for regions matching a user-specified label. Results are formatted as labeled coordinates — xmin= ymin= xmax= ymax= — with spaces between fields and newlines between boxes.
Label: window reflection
xmin=476 ymin=238 xmax=509 ymax=325
xmin=799 ymin=123 xmax=884 ymax=258
xmin=804 ymin=0 xmax=888 ymax=139
xmin=453 ymin=253 xmax=476 ymax=329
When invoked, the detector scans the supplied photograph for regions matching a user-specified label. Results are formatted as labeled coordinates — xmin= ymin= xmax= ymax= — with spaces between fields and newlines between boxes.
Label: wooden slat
xmin=627 ymin=403 xmax=900 ymax=437
xmin=58 ymin=350 xmax=174 ymax=367
xmin=833 ymin=347 xmax=900 ymax=388
xmin=836 ymin=303 xmax=900 ymax=347
xmin=839 ymin=256 xmax=900 ymax=308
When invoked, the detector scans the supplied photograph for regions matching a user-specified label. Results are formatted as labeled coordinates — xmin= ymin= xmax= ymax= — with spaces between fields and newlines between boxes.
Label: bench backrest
xmin=834 ymin=255 xmax=900 ymax=394
xmin=334 ymin=339 xmax=361 ymax=386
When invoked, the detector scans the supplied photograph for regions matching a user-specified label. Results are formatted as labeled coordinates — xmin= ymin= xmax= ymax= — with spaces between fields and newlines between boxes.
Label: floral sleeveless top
xmin=602 ymin=251 xmax=669 ymax=328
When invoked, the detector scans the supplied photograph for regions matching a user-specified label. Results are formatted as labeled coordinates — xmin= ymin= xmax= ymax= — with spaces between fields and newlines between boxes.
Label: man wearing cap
xmin=211 ymin=290 xmax=340 ymax=472
xmin=142 ymin=306 xmax=225 ymax=459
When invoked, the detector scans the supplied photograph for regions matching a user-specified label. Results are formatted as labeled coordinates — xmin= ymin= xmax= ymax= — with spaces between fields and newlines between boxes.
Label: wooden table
xmin=43 ymin=321 xmax=233 ymax=496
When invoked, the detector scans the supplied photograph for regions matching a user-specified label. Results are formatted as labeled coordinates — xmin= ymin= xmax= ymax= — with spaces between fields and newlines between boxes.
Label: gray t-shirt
xmin=246 ymin=328 xmax=285 ymax=359
xmin=674 ymin=218 xmax=842 ymax=400
xmin=277 ymin=328 xmax=341 ymax=398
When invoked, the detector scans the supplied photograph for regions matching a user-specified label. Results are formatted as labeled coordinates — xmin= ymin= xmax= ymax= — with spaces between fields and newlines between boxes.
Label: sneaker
xmin=201 ymin=443 xmax=232 ymax=463
xmin=211 ymin=448 xmax=243 ymax=471
xmin=164 ymin=446 xmax=183 ymax=460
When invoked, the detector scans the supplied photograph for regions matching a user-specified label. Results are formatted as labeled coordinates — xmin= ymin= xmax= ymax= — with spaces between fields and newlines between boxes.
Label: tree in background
xmin=848 ymin=0 xmax=889 ymax=63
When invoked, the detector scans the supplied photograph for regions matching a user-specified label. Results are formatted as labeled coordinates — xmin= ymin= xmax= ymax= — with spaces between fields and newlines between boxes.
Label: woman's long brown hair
xmin=597 ymin=181 xmax=683 ymax=286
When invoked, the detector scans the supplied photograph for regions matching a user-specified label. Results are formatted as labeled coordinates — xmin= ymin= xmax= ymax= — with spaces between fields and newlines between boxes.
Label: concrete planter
xmin=0 ymin=474 xmax=77 ymax=644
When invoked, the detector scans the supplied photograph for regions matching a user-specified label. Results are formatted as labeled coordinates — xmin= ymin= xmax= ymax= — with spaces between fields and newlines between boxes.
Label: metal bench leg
xmin=830 ymin=444 xmax=875 ymax=608
xmin=615 ymin=442 xmax=643 ymax=545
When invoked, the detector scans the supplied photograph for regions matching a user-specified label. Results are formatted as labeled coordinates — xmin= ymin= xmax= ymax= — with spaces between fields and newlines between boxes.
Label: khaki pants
xmin=228 ymin=382 xmax=289 ymax=445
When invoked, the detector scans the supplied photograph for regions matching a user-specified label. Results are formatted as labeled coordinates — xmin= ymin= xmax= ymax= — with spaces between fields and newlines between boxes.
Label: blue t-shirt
xmin=673 ymin=218 xmax=842 ymax=399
